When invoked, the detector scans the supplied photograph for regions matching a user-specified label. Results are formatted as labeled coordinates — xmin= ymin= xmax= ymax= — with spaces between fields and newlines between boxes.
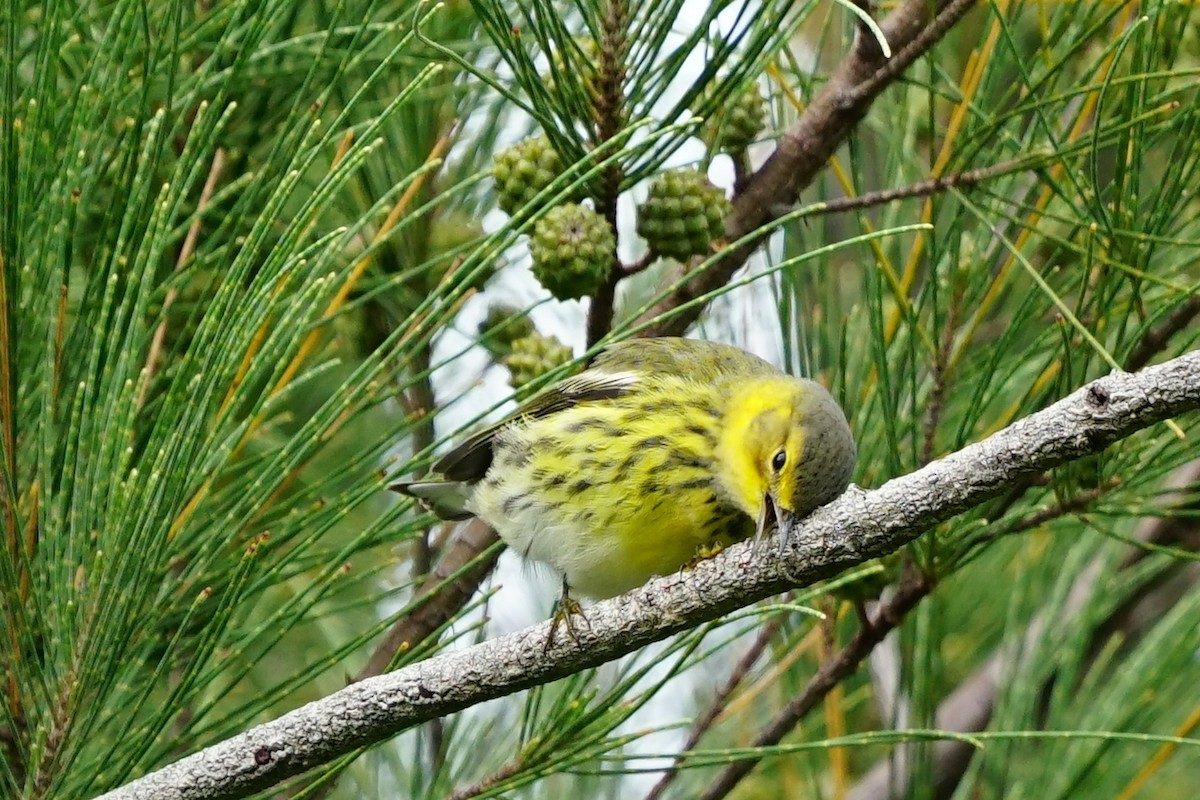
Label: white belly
xmin=470 ymin=483 xmax=633 ymax=598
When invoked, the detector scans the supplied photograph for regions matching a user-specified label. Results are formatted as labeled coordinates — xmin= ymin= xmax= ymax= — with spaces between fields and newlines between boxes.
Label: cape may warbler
xmin=392 ymin=337 xmax=856 ymax=601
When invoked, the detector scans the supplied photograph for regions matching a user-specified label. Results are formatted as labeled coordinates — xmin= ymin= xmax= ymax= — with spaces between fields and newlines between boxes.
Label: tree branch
xmin=698 ymin=574 xmax=932 ymax=800
xmin=358 ymin=519 xmax=500 ymax=680
xmin=94 ymin=350 xmax=1200 ymax=800
xmin=641 ymin=0 xmax=980 ymax=337
xmin=584 ymin=0 xmax=630 ymax=348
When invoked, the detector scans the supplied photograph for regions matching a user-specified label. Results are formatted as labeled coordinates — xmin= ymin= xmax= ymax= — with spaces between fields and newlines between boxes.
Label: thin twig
xmin=642 ymin=617 xmax=784 ymax=800
xmin=695 ymin=576 xmax=932 ymax=800
xmin=844 ymin=0 xmax=977 ymax=106
xmin=357 ymin=519 xmax=501 ymax=681
xmin=401 ymin=342 xmax=444 ymax=771
xmin=620 ymin=252 xmax=656 ymax=276
xmin=444 ymin=752 xmax=524 ymax=800
xmin=921 ymin=268 xmax=965 ymax=466
xmin=1127 ymin=296 xmax=1200 ymax=371
xmin=584 ymin=0 xmax=630 ymax=348
xmin=956 ymin=480 xmax=1118 ymax=563
xmin=802 ymin=154 xmax=1041 ymax=222
xmin=137 ymin=148 xmax=226 ymax=411
xmin=400 ymin=344 xmax=439 ymax=580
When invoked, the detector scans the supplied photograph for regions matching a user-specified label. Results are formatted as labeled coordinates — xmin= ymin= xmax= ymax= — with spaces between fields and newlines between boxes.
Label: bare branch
xmin=94 ymin=351 xmax=1200 ymax=800
xmin=358 ymin=519 xmax=500 ymax=680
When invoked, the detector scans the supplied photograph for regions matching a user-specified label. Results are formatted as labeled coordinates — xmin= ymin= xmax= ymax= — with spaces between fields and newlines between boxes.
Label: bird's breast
xmin=469 ymin=391 xmax=753 ymax=598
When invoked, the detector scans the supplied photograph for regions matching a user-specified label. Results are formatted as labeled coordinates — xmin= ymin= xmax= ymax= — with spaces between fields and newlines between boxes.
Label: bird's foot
xmin=545 ymin=580 xmax=589 ymax=651
xmin=683 ymin=541 xmax=728 ymax=571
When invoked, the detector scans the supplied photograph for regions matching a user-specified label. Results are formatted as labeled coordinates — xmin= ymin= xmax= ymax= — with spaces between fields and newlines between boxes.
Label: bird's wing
xmin=433 ymin=368 xmax=638 ymax=482
xmin=433 ymin=338 xmax=778 ymax=482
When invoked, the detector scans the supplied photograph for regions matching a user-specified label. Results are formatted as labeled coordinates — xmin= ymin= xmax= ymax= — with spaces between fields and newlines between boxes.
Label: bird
xmin=391 ymin=336 xmax=856 ymax=606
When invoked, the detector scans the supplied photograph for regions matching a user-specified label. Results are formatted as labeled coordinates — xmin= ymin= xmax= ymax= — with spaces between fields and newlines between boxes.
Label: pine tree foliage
xmin=2 ymin=0 xmax=1198 ymax=799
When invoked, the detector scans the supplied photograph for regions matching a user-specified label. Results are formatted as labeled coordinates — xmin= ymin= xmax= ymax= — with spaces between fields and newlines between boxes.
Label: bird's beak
xmin=774 ymin=505 xmax=797 ymax=554
xmin=756 ymin=494 xmax=797 ymax=554
xmin=755 ymin=494 xmax=777 ymax=548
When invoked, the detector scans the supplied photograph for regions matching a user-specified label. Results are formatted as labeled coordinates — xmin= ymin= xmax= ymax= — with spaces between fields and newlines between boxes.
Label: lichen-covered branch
xmin=94 ymin=350 xmax=1200 ymax=800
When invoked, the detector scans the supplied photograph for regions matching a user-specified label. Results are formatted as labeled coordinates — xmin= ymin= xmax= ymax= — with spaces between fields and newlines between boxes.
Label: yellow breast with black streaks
xmin=469 ymin=377 xmax=752 ymax=598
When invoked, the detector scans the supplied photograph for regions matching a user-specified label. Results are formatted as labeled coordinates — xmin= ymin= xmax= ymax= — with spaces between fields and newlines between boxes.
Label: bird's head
xmin=718 ymin=377 xmax=856 ymax=546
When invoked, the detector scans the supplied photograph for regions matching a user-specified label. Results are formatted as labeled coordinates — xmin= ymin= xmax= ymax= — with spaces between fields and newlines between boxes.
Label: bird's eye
xmin=771 ymin=450 xmax=787 ymax=472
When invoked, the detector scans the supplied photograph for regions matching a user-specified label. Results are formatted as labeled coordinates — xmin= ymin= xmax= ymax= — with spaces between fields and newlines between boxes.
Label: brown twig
xmin=584 ymin=0 xmax=630 ymax=348
xmin=399 ymin=341 xmax=444 ymax=770
xmin=138 ymin=148 xmax=227 ymax=411
xmin=1126 ymin=295 xmax=1200 ymax=371
xmin=357 ymin=519 xmax=501 ymax=681
xmin=29 ymin=619 xmax=97 ymax=800
xmin=444 ymin=751 xmax=524 ymax=800
xmin=641 ymin=617 xmax=784 ymax=800
xmin=955 ymin=481 xmax=1118 ymax=564
xmin=640 ymin=0 xmax=980 ymax=337
xmin=921 ymin=267 xmax=965 ymax=466
xmin=399 ymin=344 xmax=439 ymax=580
xmin=695 ymin=576 xmax=933 ymax=800
xmin=620 ymin=252 xmax=656 ymax=277
xmin=805 ymin=155 xmax=1041 ymax=222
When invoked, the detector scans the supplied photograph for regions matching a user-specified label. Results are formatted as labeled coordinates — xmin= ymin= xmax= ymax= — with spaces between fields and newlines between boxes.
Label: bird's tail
xmin=389 ymin=480 xmax=474 ymax=521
